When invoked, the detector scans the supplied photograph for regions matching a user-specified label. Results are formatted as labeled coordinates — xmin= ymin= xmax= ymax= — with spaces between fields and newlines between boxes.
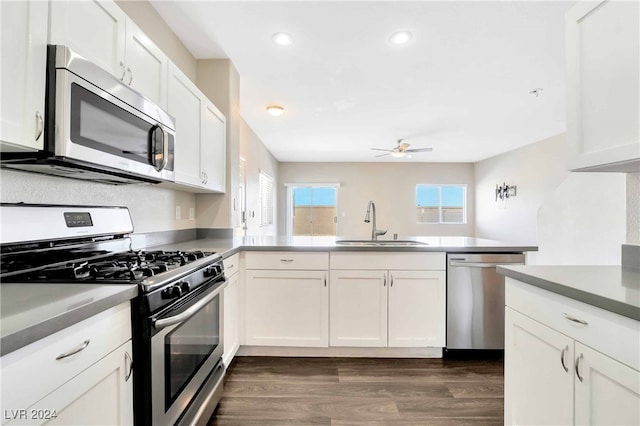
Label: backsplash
xmin=0 ymin=170 xmax=196 ymax=234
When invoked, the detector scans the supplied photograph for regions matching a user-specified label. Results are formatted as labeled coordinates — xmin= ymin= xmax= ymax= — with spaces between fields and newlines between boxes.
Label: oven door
xmin=54 ymin=67 xmax=175 ymax=182
xmin=150 ymin=281 xmax=225 ymax=426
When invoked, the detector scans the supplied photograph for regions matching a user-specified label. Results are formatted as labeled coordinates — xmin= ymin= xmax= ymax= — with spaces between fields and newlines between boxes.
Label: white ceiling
xmin=151 ymin=0 xmax=573 ymax=163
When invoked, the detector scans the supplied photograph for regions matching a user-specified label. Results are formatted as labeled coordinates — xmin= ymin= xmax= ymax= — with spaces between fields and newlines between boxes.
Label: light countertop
xmin=498 ymin=265 xmax=640 ymax=321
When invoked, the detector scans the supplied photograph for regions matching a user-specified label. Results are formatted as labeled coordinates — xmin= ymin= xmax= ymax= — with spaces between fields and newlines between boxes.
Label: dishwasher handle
xmin=448 ymin=261 xmax=524 ymax=268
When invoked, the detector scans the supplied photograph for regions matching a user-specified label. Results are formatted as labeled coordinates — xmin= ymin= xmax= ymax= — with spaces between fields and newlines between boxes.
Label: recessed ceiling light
xmin=272 ymin=32 xmax=293 ymax=46
xmin=389 ymin=31 xmax=413 ymax=45
xmin=266 ymin=105 xmax=284 ymax=116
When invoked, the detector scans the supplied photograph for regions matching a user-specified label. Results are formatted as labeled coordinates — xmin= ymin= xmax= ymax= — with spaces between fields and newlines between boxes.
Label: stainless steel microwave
xmin=1 ymin=45 xmax=175 ymax=184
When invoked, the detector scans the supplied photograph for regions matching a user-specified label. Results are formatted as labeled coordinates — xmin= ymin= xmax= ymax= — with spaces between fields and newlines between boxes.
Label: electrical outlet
xmin=189 ymin=208 xmax=195 ymax=220
xmin=175 ymin=206 xmax=181 ymax=220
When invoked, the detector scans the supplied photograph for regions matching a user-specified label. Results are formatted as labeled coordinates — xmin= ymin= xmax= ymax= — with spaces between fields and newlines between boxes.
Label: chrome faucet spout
xmin=364 ymin=201 xmax=386 ymax=240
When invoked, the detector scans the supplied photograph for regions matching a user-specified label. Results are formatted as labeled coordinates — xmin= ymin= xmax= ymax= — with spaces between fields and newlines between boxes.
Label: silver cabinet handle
xmin=390 ymin=274 xmax=394 ymax=287
xmin=56 ymin=340 xmax=90 ymax=360
xmin=124 ymin=351 xmax=133 ymax=382
xmin=35 ymin=111 xmax=43 ymax=141
xmin=280 ymin=259 xmax=294 ymax=263
xmin=383 ymin=274 xmax=387 ymax=287
xmin=560 ymin=345 xmax=569 ymax=373
xmin=575 ymin=353 xmax=584 ymax=382
xmin=228 ymin=264 xmax=234 ymax=269
xmin=119 ymin=61 xmax=126 ymax=80
xmin=324 ymin=274 xmax=327 ymax=287
xmin=127 ymin=67 xmax=133 ymax=85
xmin=562 ymin=313 xmax=588 ymax=325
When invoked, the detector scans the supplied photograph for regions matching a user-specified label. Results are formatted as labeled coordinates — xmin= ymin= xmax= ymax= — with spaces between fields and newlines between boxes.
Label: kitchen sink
xmin=335 ymin=240 xmax=428 ymax=246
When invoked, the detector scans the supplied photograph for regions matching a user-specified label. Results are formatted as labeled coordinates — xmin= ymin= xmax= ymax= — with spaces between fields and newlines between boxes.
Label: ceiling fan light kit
xmin=371 ymin=139 xmax=432 ymax=159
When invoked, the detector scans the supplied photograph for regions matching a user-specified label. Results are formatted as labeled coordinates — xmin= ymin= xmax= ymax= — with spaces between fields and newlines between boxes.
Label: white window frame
xmin=416 ymin=184 xmax=467 ymax=224
xmin=284 ymin=183 xmax=341 ymax=237
xmin=259 ymin=171 xmax=274 ymax=227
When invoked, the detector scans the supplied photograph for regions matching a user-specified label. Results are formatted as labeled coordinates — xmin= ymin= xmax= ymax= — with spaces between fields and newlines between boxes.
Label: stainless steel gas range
xmin=0 ymin=204 xmax=226 ymax=426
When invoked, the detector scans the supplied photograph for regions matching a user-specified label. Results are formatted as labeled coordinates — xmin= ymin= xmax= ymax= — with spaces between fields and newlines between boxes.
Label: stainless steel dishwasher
xmin=446 ymin=253 xmax=525 ymax=349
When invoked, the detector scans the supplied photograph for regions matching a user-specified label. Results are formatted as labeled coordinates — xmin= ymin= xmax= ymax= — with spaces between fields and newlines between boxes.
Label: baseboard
xmin=236 ymin=345 xmax=443 ymax=358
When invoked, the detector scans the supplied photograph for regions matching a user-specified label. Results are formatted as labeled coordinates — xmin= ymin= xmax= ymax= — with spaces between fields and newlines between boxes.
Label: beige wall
xmin=240 ymin=120 xmax=279 ymax=236
xmin=115 ymin=0 xmax=197 ymax=80
xmin=277 ymin=162 xmax=475 ymax=238
xmin=474 ymin=133 xmax=629 ymax=265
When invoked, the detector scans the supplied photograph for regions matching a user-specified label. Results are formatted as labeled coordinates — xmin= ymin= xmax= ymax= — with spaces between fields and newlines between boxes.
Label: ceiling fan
xmin=371 ymin=139 xmax=433 ymax=158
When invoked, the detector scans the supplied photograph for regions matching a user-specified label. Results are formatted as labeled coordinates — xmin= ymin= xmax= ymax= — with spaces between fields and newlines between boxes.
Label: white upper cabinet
xmin=566 ymin=0 xmax=640 ymax=172
xmin=124 ymin=18 xmax=168 ymax=108
xmin=0 ymin=0 xmax=48 ymax=152
xmin=201 ymin=100 xmax=226 ymax=193
xmin=49 ymin=0 xmax=126 ymax=78
xmin=50 ymin=1 xmax=168 ymax=108
xmin=168 ymin=63 xmax=202 ymax=188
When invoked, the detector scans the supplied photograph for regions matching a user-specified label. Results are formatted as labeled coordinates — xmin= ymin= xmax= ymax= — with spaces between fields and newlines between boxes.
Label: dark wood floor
xmin=208 ymin=356 xmax=504 ymax=425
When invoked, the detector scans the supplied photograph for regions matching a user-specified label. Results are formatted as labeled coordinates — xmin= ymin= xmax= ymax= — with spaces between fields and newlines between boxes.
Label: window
xmin=259 ymin=171 xmax=274 ymax=226
xmin=285 ymin=184 xmax=339 ymax=237
xmin=416 ymin=185 xmax=466 ymax=224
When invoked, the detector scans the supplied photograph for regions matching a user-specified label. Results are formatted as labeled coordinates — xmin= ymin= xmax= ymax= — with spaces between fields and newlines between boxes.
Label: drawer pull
xmin=560 ymin=346 xmax=569 ymax=373
xmin=562 ymin=313 xmax=588 ymax=325
xmin=280 ymin=259 xmax=294 ymax=263
xmin=575 ymin=353 xmax=584 ymax=382
xmin=56 ymin=340 xmax=90 ymax=360
xmin=227 ymin=264 xmax=234 ymax=269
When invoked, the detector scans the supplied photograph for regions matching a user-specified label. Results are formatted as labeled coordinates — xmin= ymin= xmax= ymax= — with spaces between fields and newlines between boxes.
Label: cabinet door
xmin=574 ymin=342 xmax=640 ymax=425
xmin=0 ymin=0 xmax=47 ymax=152
xmin=223 ymin=272 xmax=240 ymax=365
xmin=329 ymin=270 xmax=387 ymax=347
xmin=8 ymin=341 xmax=134 ymax=426
xmin=245 ymin=270 xmax=328 ymax=347
xmin=504 ymin=308 xmax=574 ymax=426
xmin=168 ymin=63 xmax=202 ymax=187
xmin=201 ymin=100 xmax=226 ymax=193
xmin=566 ymin=0 xmax=640 ymax=171
xmin=49 ymin=0 xmax=126 ymax=78
xmin=124 ymin=18 xmax=168 ymax=108
xmin=388 ymin=270 xmax=445 ymax=348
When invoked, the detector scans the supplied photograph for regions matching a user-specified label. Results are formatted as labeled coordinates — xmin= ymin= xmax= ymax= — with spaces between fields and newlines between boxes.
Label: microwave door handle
xmin=161 ymin=128 xmax=169 ymax=171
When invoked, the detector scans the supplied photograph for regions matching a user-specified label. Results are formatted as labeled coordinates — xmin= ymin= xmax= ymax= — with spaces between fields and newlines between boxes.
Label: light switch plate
xmin=189 ymin=208 xmax=195 ymax=221
xmin=175 ymin=206 xmax=181 ymax=220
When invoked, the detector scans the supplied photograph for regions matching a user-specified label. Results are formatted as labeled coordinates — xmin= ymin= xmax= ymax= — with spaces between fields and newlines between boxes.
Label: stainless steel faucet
xmin=364 ymin=200 xmax=387 ymax=240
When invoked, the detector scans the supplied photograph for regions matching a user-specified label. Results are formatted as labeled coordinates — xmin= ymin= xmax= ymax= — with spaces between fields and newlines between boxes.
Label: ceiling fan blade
xmin=405 ymin=147 xmax=433 ymax=153
xmin=371 ymin=148 xmax=394 ymax=152
xmin=375 ymin=153 xmax=391 ymax=157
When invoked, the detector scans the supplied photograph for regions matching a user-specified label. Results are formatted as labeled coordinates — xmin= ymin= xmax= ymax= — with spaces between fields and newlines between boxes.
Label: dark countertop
xmin=0 ymin=284 xmax=138 ymax=356
xmin=1 ymin=236 xmax=535 ymax=357
xmin=148 ymin=235 xmax=538 ymax=257
xmin=498 ymin=265 xmax=640 ymax=321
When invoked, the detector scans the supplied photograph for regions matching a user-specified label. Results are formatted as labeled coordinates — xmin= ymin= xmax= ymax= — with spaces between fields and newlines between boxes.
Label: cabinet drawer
xmin=1 ymin=302 xmax=132 ymax=413
xmin=330 ymin=252 xmax=445 ymax=270
xmin=245 ymin=252 xmax=328 ymax=270
xmin=506 ymin=278 xmax=640 ymax=371
xmin=223 ymin=253 xmax=240 ymax=277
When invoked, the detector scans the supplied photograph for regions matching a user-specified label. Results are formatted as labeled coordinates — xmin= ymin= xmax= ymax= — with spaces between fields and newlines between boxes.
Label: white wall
xmin=475 ymin=134 xmax=568 ymax=245
xmin=278 ymin=162 xmax=475 ymax=238
xmin=0 ymin=170 xmax=196 ymax=233
xmin=474 ymin=133 xmax=628 ymax=265
xmin=240 ymin=119 xmax=279 ymax=236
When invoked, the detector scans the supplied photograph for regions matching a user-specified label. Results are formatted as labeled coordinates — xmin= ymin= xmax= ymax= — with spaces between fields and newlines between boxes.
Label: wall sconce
xmin=495 ymin=183 xmax=517 ymax=202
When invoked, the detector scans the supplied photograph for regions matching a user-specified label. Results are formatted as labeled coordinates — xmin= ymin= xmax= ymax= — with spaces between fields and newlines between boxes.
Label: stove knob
xmin=161 ymin=284 xmax=182 ymax=299
xmin=179 ymin=281 xmax=190 ymax=293
xmin=203 ymin=266 xmax=216 ymax=277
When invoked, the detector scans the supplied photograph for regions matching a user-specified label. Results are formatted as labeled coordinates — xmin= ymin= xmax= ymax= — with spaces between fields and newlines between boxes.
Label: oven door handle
xmin=153 ymin=284 xmax=223 ymax=330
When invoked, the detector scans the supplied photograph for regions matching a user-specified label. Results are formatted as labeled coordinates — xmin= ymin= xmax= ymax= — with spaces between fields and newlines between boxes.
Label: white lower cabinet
xmin=245 ymin=269 xmax=328 ymax=347
xmin=223 ymin=254 xmax=240 ymax=365
xmin=329 ymin=252 xmax=446 ymax=348
xmin=1 ymin=302 xmax=133 ymax=425
xmin=505 ymin=279 xmax=640 ymax=426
